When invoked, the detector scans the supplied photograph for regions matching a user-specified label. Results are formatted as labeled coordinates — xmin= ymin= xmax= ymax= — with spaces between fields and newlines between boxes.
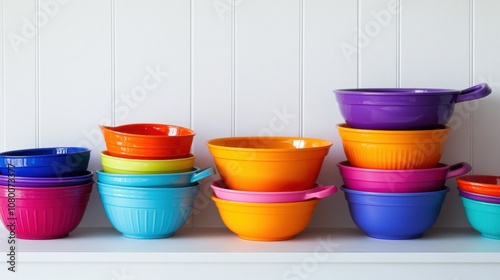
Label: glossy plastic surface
xmin=341 ymin=186 xmax=449 ymax=240
xmin=0 ymin=170 xmax=93 ymax=187
xmin=456 ymin=175 xmax=500 ymax=196
xmin=338 ymin=161 xmax=471 ymax=192
xmin=334 ymin=83 xmax=492 ymax=130
xmin=100 ymin=123 xmax=195 ymax=159
xmin=337 ymin=124 xmax=450 ymax=169
xmin=458 ymin=188 xmax=500 ymax=204
xmin=206 ymin=136 xmax=332 ymax=191
xmin=211 ymin=194 xmax=318 ymax=241
xmin=460 ymin=195 xmax=500 ymax=240
xmin=100 ymin=151 xmax=195 ymax=174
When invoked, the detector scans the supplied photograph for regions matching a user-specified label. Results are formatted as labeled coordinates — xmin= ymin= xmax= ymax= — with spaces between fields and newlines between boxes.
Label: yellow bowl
xmin=211 ymin=194 xmax=318 ymax=241
xmin=206 ymin=136 xmax=333 ymax=192
xmin=337 ymin=124 xmax=450 ymax=169
xmin=100 ymin=151 xmax=195 ymax=174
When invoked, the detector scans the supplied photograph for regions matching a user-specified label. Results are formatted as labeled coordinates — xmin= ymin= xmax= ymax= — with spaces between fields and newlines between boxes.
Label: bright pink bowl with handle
xmin=210 ymin=179 xmax=337 ymax=203
xmin=0 ymin=181 xmax=93 ymax=239
xmin=338 ymin=161 xmax=471 ymax=193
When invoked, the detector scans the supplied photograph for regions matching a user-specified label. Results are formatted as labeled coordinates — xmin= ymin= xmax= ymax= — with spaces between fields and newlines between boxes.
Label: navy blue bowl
xmin=341 ymin=186 xmax=449 ymax=239
xmin=0 ymin=147 xmax=91 ymax=177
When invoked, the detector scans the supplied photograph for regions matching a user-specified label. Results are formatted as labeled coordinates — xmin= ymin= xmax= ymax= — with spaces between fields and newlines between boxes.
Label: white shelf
xmin=2 ymin=227 xmax=500 ymax=280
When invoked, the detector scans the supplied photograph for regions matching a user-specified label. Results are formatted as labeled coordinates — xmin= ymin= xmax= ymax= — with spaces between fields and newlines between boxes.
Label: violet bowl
xmin=333 ymin=83 xmax=491 ymax=130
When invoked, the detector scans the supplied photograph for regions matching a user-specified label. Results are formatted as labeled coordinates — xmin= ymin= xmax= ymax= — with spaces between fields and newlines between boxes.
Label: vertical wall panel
xmin=0 ymin=0 xmax=4 ymax=150
xmin=472 ymin=0 xmax=500 ymax=175
xmin=191 ymin=0 xmax=233 ymax=228
xmin=235 ymin=0 xmax=301 ymax=136
xmin=114 ymin=0 xmax=191 ymax=127
xmin=400 ymin=0 xmax=471 ymax=228
xmin=38 ymin=0 xmax=112 ymax=227
xmin=302 ymin=0 xmax=357 ymax=228
xmin=3 ymin=0 xmax=37 ymax=150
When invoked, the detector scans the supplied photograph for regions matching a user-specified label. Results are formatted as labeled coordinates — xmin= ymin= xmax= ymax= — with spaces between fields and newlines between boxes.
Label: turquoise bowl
xmin=97 ymin=182 xmax=200 ymax=239
xmin=460 ymin=195 xmax=500 ymax=240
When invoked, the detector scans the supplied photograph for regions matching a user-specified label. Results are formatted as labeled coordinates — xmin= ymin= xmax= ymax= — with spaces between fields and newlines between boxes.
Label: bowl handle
xmin=191 ymin=166 xmax=215 ymax=183
xmin=456 ymin=83 xmax=492 ymax=103
xmin=304 ymin=185 xmax=338 ymax=200
xmin=445 ymin=162 xmax=472 ymax=179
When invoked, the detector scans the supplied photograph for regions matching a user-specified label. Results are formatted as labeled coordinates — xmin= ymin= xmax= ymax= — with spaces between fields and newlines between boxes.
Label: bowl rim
xmin=456 ymin=175 xmax=500 ymax=189
xmin=206 ymin=136 xmax=333 ymax=151
xmin=340 ymin=185 xmax=450 ymax=197
xmin=0 ymin=147 xmax=91 ymax=157
xmin=100 ymin=151 xmax=195 ymax=163
xmin=336 ymin=123 xmax=450 ymax=134
xmin=333 ymin=87 xmax=459 ymax=95
xmin=100 ymin=123 xmax=195 ymax=137
xmin=211 ymin=193 xmax=319 ymax=206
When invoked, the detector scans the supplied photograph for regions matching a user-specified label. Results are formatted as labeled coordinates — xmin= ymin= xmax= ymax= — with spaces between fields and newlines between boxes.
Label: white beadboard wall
xmin=1 ymin=0 xmax=500 ymax=230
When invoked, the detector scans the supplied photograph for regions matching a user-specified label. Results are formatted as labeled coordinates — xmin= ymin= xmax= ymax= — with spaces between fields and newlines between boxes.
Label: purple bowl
xmin=333 ymin=83 xmax=491 ymax=130
xmin=0 ymin=171 xmax=93 ymax=187
xmin=458 ymin=188 xmax=500 ymax=204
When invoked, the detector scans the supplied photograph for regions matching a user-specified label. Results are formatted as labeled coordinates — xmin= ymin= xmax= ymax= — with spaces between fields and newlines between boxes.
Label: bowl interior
xmin=102 ymin=123 xmax=195 ymax=137
xmin=207 ymin=136 xmax=332 ymax=150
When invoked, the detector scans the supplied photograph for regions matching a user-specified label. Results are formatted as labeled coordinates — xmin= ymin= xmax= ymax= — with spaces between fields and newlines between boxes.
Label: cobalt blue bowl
xmin=341 ymin=186 xmax=449 ymax=239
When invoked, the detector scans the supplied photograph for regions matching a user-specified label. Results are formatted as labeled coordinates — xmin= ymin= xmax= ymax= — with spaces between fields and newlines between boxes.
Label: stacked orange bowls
xmin=333 ymin=84 xmax=492 ymax=239
xmin=206 ymin=136 xmax=336 ymax=241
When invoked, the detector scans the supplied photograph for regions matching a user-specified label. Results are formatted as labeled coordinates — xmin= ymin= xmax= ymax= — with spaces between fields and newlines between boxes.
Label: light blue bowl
xmin=460 ymin=195 xmax=500 ymax=240
xmin=96 ymin=166 xmax=214 ymax=187
xmin=97 ymin=182 xmax=200 ymax=239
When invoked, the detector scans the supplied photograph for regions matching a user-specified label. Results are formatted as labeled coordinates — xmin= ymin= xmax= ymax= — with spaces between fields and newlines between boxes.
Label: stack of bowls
xmin=333 ymin=83 xmax=491 ymax=239
xmin=97 ymin=123 xmax=214 ymax=239
xmin=206 ymin=136 xmax=337 ymax=241
xmin=0 ymin=147 xmax=93 ymax=239
xmin=456 ymin=175 xmax=500 ymax=239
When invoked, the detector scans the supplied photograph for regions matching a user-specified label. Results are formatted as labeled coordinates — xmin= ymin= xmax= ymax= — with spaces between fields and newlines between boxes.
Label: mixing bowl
xmin=333 ymin=83 xmax=491 ymax=130
xmin=0 ymin=170 xmax=94 ymax=187
xmin=341 ymin=186 xmax=449 ymax=239
xmin=210 ymin=179 xmax=337 ymax=203
xmin=100 ymin=123 xmax=195 ymax=159
xmin=212 ymin=194 xmax=318 ymax=241
xmin=97 ymin=182 xmax=200 ymax=239
xmin=206 ymin=136 xmax=332 ymax=192
xmin=0 ymin=181 xmax=93 ymax=239
xmin=0 ymin=147 xmax=91 ymax=177
xmin=100 ymin=151 xmax=195 ymax=174
xmin=460 ymin=195 xmax=500 ymax=239
xmin=96 ymin=167 xmax=214 ymax=187
xmin=337 ymin=124 xmax=450 ymax=169
xmin=456 ymin=175 xmax=500 ymax=197
xmin=338 ymin=161 xmax=471 ymax=192
xmin=458 ymin=188 xmax=500 ymax=204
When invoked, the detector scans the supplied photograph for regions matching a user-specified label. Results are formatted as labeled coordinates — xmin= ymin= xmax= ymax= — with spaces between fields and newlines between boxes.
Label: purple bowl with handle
xmin=333 ymin=83 xmax=492 ymax=130
xmin=458 ymin=188 xmax=500 ymax=204
xmin=0 ymin=170 xmax=93 ymax=187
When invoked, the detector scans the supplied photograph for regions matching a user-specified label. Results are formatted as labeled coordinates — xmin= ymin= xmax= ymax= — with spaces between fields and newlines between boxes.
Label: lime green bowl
xmin=100 ymin=151 xmax=195 ymax=174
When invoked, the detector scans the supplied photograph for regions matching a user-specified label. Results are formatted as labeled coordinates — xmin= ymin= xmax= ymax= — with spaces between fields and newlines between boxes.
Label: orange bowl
xmin=206 ymin=136 xmax=333 ymax=192
xmin=337 ymin=124 xmax=450 ymax=169
xmin=456 ymin=175 xmax=500 ymax=197
xmin=100 ymin=123 xmax=195 ymax=159
xmin=211 ymin=194 xmax=318 ymax=241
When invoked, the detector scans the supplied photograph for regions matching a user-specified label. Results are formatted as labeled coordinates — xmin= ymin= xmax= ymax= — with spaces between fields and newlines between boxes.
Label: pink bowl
xmin=0 ymin=182 xmax=93 ymax=239
xmin=210 ymin=179 xmax=337 ymax=203
xmin=338 ymin=161 xmax=471 ymax=193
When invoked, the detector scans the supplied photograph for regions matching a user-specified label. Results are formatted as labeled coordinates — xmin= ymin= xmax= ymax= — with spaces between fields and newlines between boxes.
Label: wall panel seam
xmin=231 ymin=0 xmax=236 ymax=136
xmin=1 ymin=0 xmax=4 ymax=150
xmin=35 ymin=0 xmax=40 ymax=147
xmin=111 ymin=0 xmax=116 ymax=126
xmin=299 ymin=0 xmax=304 ymax=137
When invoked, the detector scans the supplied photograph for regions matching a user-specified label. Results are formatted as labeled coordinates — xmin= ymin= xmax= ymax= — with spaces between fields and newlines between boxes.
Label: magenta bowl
xmin=0 ymin=181 xmax=93 ymax=239
xmin=458 ymin=188 xmax=500 ymax=204
xmin=210 ymin=179 xmax=337 ymax=203
xmin=338 ymin=161 xmax=471 ymax=193
xmin=334 ymin=83 xmax=491 ymax=130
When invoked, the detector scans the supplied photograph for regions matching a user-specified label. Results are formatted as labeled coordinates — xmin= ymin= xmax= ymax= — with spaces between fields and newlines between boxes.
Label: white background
xmin=1 ymin=0 xmax=500 ymax=231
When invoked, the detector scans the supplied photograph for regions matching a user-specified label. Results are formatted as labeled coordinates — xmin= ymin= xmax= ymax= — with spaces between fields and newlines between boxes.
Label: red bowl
xmin=456 ymin=175 xmax=500 ymax=197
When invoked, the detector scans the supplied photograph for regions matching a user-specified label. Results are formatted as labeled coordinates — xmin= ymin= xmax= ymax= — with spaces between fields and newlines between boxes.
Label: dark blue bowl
xmin=341 ymin=186 xmax=449 ymax=239
xmin=0 ymin=147 xmax=91 ymax=177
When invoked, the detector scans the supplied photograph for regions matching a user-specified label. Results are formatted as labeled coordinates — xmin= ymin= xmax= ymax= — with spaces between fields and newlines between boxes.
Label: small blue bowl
xmin=0 ymin=147 xmax=91 ymax=177
xmin=97 ymin=182 xmax=200 ymax=239
xmin=460 ymin=195 xmax=500 ymax=240
xmin=96 ymin=166 xmax=214 ymax=187
xmin=341 ymin=186 xmax=449 ymax=239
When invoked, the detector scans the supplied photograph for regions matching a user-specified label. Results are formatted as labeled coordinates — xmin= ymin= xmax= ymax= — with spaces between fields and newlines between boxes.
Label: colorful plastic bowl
xmin=458 ymin=188 xmax=500 ymax=204
xmin=0 ymin=182 xmax=93 ymax=239
xmin=338 ymin=161 xmax=471 ymax=192
xmin=211 ymin=179 xmax=337 ymax=203
xmin=341 ymin=186 xmax=449 ymax=239
xmin=97 ymin=182 xmax=200 ymax=239
xmin=212 ymin=194 xmax=318 ymax=241
xmin=0 ymin=170 xmax=94 ymax=187
xmin=456 ymin=175 xmax=500 ymax=197
xmin=206 ymin=136 xmax=332 ymax=192
xmin=100 ymin=151 xmax=195 ymax=174
xmin=96 ymin=167 xmax=214 ymax=187
xmin=0 ymin=147 xmax=91 ymax=177
xmin=337 ymin=124 xmax=450 ymax=170
xmin=460 ymin=195 xmax=500 ymax=239
xmin=334 ymin=83 xmax=491 ymax=130
xmin=100 ymin=123 xmax=195 ymax=159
